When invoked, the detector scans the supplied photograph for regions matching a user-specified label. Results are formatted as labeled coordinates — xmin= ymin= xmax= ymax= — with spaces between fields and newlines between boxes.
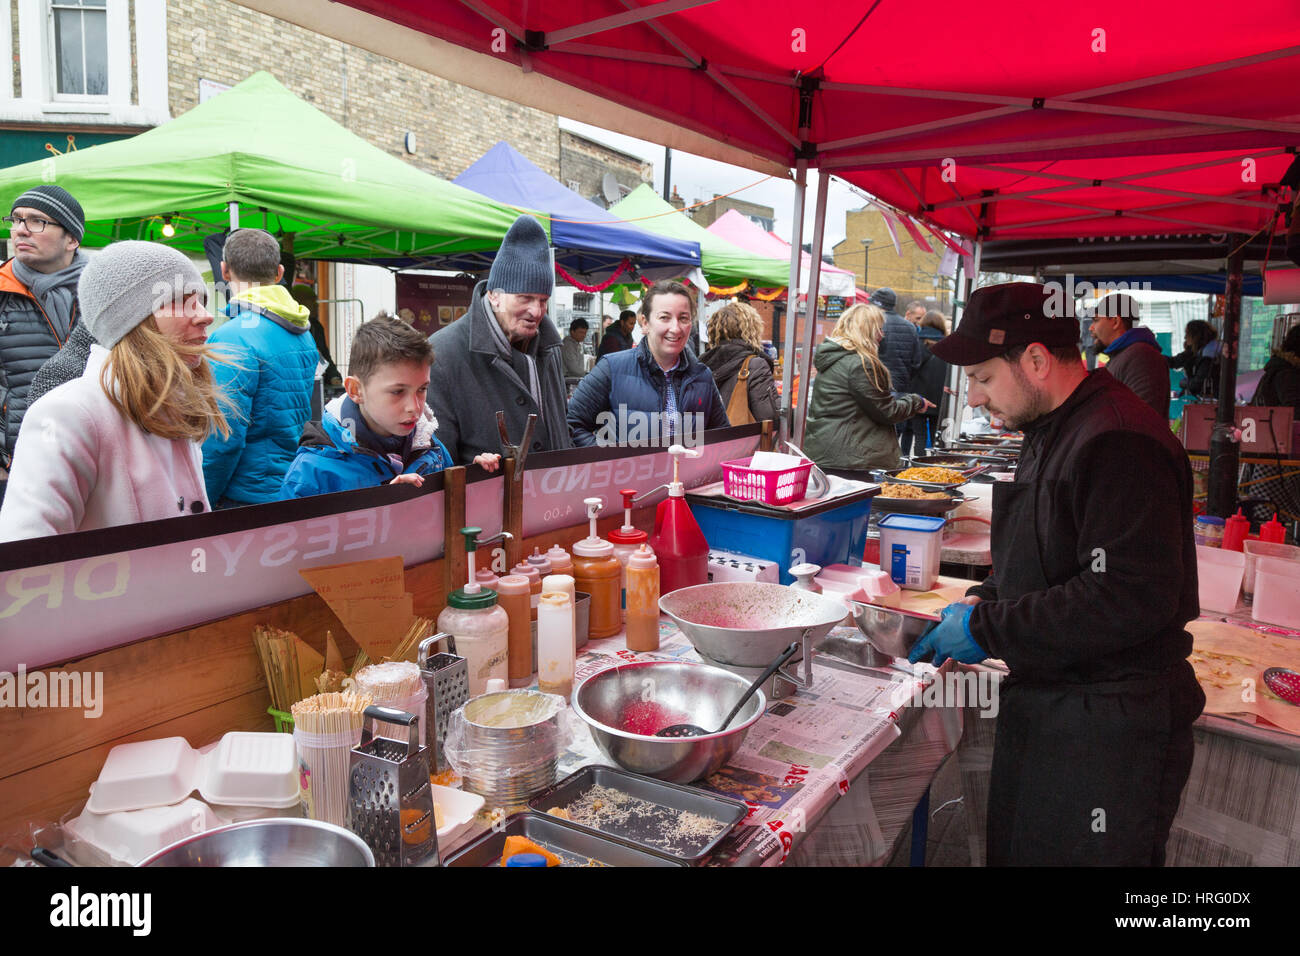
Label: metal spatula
xmin=656 ymin=642 xmax=800 ymax=738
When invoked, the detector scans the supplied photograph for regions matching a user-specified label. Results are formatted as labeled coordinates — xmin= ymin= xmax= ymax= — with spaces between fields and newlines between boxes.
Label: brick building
xmin=833 ymin=206 xmax=951 ymax=313
xmin=558 ymin=129 xmax=650 ymax=208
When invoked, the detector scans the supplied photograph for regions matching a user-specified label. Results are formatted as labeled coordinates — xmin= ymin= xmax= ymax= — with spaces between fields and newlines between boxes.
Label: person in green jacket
xmin=802 ymin=303 xmax=932 ymax=480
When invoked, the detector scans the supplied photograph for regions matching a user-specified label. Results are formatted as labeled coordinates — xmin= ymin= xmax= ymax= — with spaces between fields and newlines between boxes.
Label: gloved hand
xmin=907 ymin=602 xmax=988 ymax=666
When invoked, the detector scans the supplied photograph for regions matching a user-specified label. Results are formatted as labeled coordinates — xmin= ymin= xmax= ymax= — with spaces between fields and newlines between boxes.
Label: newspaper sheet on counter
xmin=443 ymin=621 xmax=941 ymax=867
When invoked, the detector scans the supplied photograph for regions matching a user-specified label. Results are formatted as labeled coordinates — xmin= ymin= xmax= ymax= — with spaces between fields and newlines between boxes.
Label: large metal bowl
xmin=571 ymin=660 xmax=764 ymax=784
xmin=848 ymin=601 xmax=939 ymax=659
xmin=139 ymin=819 xmax=375 ymax=867
xmin=659 ymin=582 xmax=848 ymax=669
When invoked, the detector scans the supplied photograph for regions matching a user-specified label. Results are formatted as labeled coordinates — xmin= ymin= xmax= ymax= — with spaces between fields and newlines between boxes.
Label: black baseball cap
xmin=931 ymin=281 xmax=1080 ymax=367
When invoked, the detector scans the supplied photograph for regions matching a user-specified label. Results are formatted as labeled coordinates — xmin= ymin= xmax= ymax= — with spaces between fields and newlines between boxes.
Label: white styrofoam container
xmin=63 ymin=798 xmax=222 ymax=867
xmin=86 ymin=733 xmax=298 ymax=814
xmin=1251 ymin=555 xmax=1300 ymax=628
xmin=431 ymin=783 xmax=484 ymax=851
xmin=1196 ymin=544 xmax=1245 ymax=613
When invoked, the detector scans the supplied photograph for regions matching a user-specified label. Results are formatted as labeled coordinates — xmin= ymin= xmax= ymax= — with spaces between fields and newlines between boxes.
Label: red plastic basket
xmin=721 ymin=456 xmax=813 ymax=506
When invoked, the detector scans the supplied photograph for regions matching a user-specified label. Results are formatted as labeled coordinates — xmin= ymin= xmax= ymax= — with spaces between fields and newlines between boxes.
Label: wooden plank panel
xmin=0 ymin=689 xmax=272 ymax=839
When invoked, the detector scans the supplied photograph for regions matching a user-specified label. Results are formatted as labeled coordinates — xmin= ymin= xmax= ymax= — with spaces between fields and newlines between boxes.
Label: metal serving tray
xmin=444 ymin=812 xmax=686 ymax=867
xmin=873 ymin=468 xmax=975 ymax=491
xmin=527 ymin=765 xmax=748 ymax=865
xmin=870 ymin=493 xmax=966 ymax=516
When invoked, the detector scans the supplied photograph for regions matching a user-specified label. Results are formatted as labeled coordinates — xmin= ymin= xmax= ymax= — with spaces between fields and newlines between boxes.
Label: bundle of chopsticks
xmin=390 ymin=617 xmax=435 ymax=664
xmin=252 ymin=625 xmax=301 ymax=712
xmin=291 ymin=691 xmax=374 ymax=827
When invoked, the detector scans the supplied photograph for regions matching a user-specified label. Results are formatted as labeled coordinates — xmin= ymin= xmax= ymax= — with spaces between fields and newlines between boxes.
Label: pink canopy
xmin=706 ymin=210 xmax=856 ymax=297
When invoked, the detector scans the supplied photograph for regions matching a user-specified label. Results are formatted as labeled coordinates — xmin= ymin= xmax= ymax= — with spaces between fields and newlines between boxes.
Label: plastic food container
xmin=1194 ymin=515 xmax=1225 ymax=548
xmin=877 ymin=513 xmax=945 ymax=591
xmin=1251 ymin=555 xmax=1300 ymax=628
xmin=86 ymin=733 xmax=299 ymax=814
xmin=430 ymin=782 xmax=485 ymax=850
xmin=1242 ymin=540 xmax=1300 ymax=602
xmin=63 ymin=798 xmax=223 ymax=867
xmin=1195 ymin=544 xmax=1245 ymax=613
xmin=721 ymin=456 xmax=812 ymax=506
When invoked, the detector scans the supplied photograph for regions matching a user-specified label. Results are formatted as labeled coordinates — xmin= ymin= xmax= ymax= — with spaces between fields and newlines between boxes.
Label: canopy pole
xmin=792 ymin=170 xmax=830 ymax=448
xmin=780 ymin=159 xmax=807 ymax=446
xmin=1207 ymin=240 xmax=1245 ymax=517
xmin=941 ymin=254 xmax=965 ymax=443
xmin=951 ymin=239 xmax=983 ymax=440
xmin=228 ymin=202 xmax=239 ymax=230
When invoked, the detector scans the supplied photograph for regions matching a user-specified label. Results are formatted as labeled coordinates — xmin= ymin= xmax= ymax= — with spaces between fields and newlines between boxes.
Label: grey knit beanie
xmin=11 ymin=185 xmax=85 ymax=240
xmin=77 ymin=241 xmax=205 ymax=348
xmin=485 ymin=214 xmax=553 ymax=296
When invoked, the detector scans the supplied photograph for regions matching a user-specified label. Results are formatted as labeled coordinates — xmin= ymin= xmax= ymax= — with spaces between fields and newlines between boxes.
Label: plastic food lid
xmin=511 ymin=562 xmax=540 ymax=580
xmin=572 ymin=535 xmax=614 ymax=558
xmin=506 ymin=853 xmax=549 ymax=867
xmin=526 ymin=547 xmax=553 ymax=571
xmin=448 ymin=586 xmax=500 ymax=610
xmin=495 ymin=573 xmax=532 ymax=595
xmin=539 ymin=591 xmax=571 ymax=608
xmin=545 ymin=545 xmax=571 ymax=564
xmin=877 ymin=513 xmax=947 ymax=532
xmin=608 ymin=526 xmax=648 ymax=545
xmin=1195 ymin=516 xmax=1226 ymax=527
xmin=627 ymin=543 xmax=658 ymax=569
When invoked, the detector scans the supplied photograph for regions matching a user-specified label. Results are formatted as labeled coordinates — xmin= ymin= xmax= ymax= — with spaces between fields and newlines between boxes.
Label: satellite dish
xmin=602 ymin=172 xmax=621 ymax=204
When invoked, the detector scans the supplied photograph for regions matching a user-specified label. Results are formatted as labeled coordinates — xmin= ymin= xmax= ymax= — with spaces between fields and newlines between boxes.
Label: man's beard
xmin=999 ymin=360 xmax=1050 ymax=429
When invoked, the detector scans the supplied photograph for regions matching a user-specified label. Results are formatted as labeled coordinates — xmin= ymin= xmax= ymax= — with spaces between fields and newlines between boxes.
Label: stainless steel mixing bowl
xmin=140 ymin=818 xmax=375 ymax=867
xmin=659 ymin=582 xmax=849 ymax=671
xmin=848 ymin=601 xmax=939 ymax=659
xmin=571 ymin=660 xmax=765 ymax=784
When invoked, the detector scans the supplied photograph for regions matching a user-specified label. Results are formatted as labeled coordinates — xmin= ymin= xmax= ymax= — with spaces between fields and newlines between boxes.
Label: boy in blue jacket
xmin=281 ymin=315 xmax=498 ymax=498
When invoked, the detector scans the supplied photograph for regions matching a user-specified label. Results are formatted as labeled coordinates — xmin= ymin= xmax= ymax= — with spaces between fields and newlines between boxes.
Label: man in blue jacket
xmin=1089 ymin=293 xmax=1171 ymax=419
xmin=202 ymin=229 xmax=319 ymax=507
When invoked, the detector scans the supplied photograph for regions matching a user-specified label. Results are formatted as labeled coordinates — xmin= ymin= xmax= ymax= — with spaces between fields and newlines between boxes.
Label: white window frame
xmin=46 ymin=0 xmax=111 ymax=104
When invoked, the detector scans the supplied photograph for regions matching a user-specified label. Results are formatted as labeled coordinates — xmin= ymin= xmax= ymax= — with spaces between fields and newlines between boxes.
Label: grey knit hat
xmin=485 ymin=214 xmax=553 ymax=296
xmin=11 ymin=185 xmax=85 ymax=240
xmin=77 ymin=241 xmax=205 ymax=348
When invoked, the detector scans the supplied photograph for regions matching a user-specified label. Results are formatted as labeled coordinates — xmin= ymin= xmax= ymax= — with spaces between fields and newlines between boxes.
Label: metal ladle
xmin=656 ymin=642 xmax=800 ymax=738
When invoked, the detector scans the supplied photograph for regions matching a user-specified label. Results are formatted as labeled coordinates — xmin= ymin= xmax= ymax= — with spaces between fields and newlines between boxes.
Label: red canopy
xmin=263 ymin=0 xmax=1300 ymax=241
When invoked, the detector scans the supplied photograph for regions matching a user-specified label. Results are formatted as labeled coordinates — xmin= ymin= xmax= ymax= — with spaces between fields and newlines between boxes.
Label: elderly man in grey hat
xmin=427 ymin=214 xmax=573 ymax=465
xmin=0 ymin=184 xmax=89 ymax=472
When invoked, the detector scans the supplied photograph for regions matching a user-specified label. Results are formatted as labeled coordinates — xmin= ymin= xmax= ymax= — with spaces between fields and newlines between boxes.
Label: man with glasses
xmin=0 ymin=186 xmax=88 ymax=476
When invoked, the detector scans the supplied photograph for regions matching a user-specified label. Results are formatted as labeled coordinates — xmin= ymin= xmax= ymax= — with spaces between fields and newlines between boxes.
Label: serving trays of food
xmin=871 ymin=491 xmax=967 ymax=516
xmin=444 ymin=811 xmax=686 ymax=867
xmin=527 ymin=765 xmax=747 ymax=865
xmin=907 ymin=454 xmax=981 ymax=472
xmin=872 ymin=465 xmax=975 ymax=492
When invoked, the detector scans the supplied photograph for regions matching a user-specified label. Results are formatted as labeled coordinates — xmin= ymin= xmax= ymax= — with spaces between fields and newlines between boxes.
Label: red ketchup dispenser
xmin=1222 ymin=508 xmax=1250 ymax=552
xmin=1261 ymin=512 xmax=1288 ymax=544
xmin=651 ymin=444 xmax=709 ymax=595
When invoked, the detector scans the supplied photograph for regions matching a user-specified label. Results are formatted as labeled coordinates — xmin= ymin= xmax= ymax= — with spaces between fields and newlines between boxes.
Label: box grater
xmin=347 ymin=705 xmax=439 ymax=867
xmin=419 ymin=633 xmax=470 ymax=774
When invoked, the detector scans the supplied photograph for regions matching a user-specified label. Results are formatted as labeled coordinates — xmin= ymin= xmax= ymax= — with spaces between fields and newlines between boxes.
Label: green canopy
xmin=609 ymin=184 xmax=789 ymax=290
xmin=0 ymin=72 xmax=536 ymax=260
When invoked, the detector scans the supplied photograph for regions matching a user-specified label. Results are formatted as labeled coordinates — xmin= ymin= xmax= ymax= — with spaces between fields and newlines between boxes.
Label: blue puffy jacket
xmin=567 ymin=337 xmax=729 ymax=446
xmin=280 ymin=396 xmax=452 ymax=498
xmin=202 ymin=284 xmax=319 ymax=504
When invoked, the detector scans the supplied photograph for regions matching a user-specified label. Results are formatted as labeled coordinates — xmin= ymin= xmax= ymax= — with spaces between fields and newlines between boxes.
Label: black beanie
xmin=485 ymin=214 xmax=553 ymax=296
xmin=11 ymin=185 xmax=85 ymax=240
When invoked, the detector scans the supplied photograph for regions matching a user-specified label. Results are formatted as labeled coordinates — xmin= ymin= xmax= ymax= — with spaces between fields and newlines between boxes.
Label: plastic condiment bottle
xmin=1223 ymin=508 xmax=1250 ymax=552
xmin=651 ymin=444 xmax=710 ymax=595
xmin=436 ymin=527 xmax=510 ymax=696
xmin=541 ymin=573 xmax=575 ymax=604
xmin=545 ymin=544 xmax=573 ymax=576
xmin=1261 ymin=512 xmax=1287 ymax=544
xmin=510 ymin=561 xmax=543 ymax=620
xmin=537 ymin=591 xmax=576 ymax=700
xmin=474 ymin=568 xmax=500 ymax=591
xmin=608 ymin=488 xmax=650 ymax=619
xmin=625 ymin=544 xmax=661 ymax=652
xmin=526 ymin=547 xmax=553 ymax=579
xmin=571 ymin=497 xmax=622 ymax=639
xmin=496 ymin=574 xmax=533 ymax=687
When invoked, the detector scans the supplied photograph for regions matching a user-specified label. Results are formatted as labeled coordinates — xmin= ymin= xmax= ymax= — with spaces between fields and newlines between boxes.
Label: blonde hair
xmin=708 ymin=301 xmax=765 ymax=352
xmin=829 ymin=303 xmax=891 ymax=393
xmin=101 ymin=318 xmax=232 ymax=443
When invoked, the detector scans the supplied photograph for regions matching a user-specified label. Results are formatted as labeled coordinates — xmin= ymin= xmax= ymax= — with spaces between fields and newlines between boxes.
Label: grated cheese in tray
xmin=559 ymin=784 xmax=729 ymax=855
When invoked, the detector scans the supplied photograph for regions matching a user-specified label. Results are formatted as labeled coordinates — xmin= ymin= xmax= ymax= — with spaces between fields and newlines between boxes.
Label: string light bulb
xmin=161 ymin=215 xmax=175 ymax=238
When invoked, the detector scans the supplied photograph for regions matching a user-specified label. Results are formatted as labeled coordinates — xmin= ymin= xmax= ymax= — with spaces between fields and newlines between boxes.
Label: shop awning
xmin=0 ymin=71 xmax=530 ymax=261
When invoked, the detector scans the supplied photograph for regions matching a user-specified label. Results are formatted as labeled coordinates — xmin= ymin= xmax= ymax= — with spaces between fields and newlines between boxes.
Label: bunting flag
xmin=555 ymin=257 xmax=632 ymax=292
xmin=898 ymin=213 xmax=935 ymax=254
xmin=919 ymin=220 xmax=968 ymax=258
xmin=878 ymin=208 xmax=903 ymax=257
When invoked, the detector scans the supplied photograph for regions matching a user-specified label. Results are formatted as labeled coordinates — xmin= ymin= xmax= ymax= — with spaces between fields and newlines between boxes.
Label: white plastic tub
xmin=1242 ymin=540 xmax=1300 ymax=601
xmin=1252 ymin=555 xmax=1300 ymax=628
xmin=431 ymin=783 xmax=484 ymax=851
xmin=1196 ymin=544 xmax=1244 ymax=613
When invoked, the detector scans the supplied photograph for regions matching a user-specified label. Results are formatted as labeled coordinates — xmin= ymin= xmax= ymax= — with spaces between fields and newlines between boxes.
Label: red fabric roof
xmin=331 ymin=0 xmax=1299 ymax=240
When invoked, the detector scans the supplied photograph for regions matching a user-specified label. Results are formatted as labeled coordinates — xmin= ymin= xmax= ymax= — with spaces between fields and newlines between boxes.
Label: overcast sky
xmin=560 ymin=117 xmax=869 ymax=255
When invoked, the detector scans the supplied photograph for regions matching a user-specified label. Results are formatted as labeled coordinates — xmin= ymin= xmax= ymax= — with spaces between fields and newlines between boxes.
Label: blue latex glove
xmin=907 ymin=602 xmax=987 ymax=666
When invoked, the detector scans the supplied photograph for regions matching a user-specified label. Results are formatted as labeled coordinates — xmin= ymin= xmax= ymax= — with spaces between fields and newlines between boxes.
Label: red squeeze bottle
xmin=1261 ymin=512 xmax=1287 ymax=544
xmin=1222 ymin=508 xmax=1250 ymax=552
xmin=652 ymin=445 xmax=709 ymax=595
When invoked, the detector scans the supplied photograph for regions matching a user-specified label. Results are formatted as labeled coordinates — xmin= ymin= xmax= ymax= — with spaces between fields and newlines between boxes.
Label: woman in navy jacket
xmin=567 ymin=280 xmax=729 ymax=447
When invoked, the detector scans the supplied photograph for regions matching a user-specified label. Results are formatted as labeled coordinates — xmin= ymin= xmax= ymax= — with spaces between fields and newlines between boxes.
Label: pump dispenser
xmin=651 ymin=445 xmax=709 ymax=595
xmin=571 ymin=497 xmax=622 ymax=639
xmin=608 ymin=488 xmax=650 ymax=618
xmin=437 ymin=527 xmax=510 ymax=695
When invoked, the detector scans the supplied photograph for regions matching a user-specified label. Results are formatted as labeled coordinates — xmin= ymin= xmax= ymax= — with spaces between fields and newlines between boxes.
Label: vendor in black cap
xmin=908 ymin=281 xmax=1204 ymax=866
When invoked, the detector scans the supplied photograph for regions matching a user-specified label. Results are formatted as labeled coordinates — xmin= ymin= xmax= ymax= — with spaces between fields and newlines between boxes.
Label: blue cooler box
xmin=686 ymin=487 xmax=878 ymax=584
